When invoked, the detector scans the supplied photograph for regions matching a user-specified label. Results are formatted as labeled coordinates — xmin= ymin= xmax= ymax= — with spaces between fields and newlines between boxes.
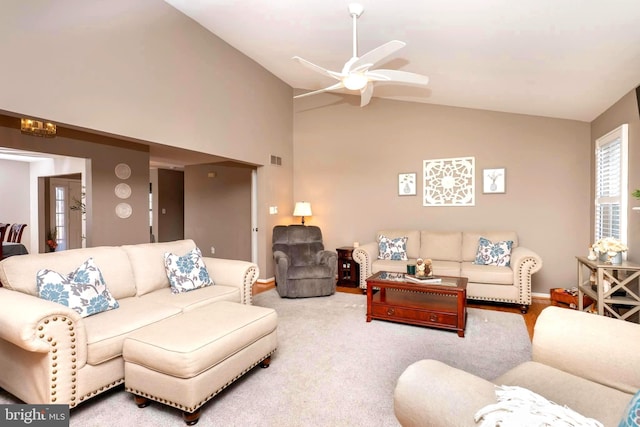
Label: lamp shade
xmin=293 ymin=202 xmax=312 ymax=217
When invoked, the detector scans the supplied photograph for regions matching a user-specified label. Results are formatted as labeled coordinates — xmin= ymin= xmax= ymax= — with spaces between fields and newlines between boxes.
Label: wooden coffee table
xmin=366 ymin=271 xmax=468 ymax=337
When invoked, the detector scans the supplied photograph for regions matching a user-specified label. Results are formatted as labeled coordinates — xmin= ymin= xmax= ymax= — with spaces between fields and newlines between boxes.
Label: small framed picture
xmin=398 ymin=173 xmax=417 ymax=196
xmin=483 ymin=168 xmax=506 ymax=194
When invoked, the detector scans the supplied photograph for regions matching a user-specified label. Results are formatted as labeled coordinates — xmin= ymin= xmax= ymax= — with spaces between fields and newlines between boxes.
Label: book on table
xmin=405 ymin=275 xmax=442 ymax=284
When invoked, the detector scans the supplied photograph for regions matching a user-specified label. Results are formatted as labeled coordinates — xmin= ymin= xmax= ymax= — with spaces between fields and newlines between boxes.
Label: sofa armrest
xmin=0 ymin=287 xmax=89 ymax=405
xmin=510 ymin=246 xmax=543 ymax=306
xmin=533 ymin=306 xmax=640 ymax=394
xmin=394 ymin=359 xmax=497 ymax=427
xmin=0 ymin=288 xmax=85 ymax=353
xmin=352 ymin=242 xmax=379 ymax=288
xmin=202 ymin=257 xmax=259 ymax=305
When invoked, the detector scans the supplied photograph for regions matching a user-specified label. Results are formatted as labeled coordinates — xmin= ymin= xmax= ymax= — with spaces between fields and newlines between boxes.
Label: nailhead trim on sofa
xmin=37 ymin=316 xmax=77 ymax=406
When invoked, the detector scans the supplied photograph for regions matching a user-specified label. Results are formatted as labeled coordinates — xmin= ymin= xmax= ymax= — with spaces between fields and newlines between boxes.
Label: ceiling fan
xmin=293 ymin=3 xmax=429 ymax=107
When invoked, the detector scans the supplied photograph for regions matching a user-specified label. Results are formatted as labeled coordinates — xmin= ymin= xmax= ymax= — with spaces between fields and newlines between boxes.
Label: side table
xmin=576 ymin=256 xmax=640 ymax=321
xmin=337 ymin=247 xmax=359 ymax=287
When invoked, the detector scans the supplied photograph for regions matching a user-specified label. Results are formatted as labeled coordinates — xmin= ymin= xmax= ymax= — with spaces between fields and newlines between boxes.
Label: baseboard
xmin=532 ymin=291 xmax=550 ymax=300
xmin=257 ymin=277 xmax=275 ymax=285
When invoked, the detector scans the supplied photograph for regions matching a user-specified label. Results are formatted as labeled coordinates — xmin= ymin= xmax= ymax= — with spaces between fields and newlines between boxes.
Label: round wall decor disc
xmin=115 ymin=183 xmax=132 ymax=199
xmin=115 ymin=163 xmax=131 ymax=180
xmin=115 ymin=203 xmax=132 ymax=219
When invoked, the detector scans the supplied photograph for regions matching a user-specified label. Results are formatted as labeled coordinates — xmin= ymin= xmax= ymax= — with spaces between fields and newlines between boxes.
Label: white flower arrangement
xmin=591 ymin=237 xmax=628 ymax=254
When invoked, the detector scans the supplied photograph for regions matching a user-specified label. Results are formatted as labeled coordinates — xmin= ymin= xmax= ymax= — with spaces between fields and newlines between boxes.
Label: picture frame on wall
xmin=398 ymin=173 xmax=417 ymax=196
xmin=483 ymin=168 xmax=506 ymax=194
xmin=423 ymin=157 xmax=475 ymax=206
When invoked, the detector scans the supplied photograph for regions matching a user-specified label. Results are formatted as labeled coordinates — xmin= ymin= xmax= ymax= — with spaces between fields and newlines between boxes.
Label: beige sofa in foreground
xmin=352 ymin=230 xmax=542 ymax=312
xmin=0 ymin=239 xmax=259 ymax=408
xmin=394 ymin=306 xmax=639 ymax=427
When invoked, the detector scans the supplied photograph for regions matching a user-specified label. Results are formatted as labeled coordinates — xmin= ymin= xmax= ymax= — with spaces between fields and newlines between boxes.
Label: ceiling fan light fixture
xmin=292 ymin=4 xmax=428 ymax=106
xmin=343 ymin=73 xmax=368 ymax=90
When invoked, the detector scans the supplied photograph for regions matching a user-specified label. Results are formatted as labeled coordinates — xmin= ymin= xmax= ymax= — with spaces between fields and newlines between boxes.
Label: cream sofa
xmin=352 ymin=230 xmax=542 ymax=312
xmin=394 ymin=306 xmax=640 ymax=427
xmin=0 ymin=239 xmax=259 ymax=408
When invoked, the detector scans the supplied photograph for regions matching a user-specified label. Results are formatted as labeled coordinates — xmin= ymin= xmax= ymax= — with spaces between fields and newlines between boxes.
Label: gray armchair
xmin=272 ymin=225 xmax=337 ymax=298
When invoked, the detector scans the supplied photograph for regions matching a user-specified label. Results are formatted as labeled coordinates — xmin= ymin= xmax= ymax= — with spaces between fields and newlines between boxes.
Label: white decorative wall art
xmin=483 ymin=168 xmax=506 ymax=194
xmin=423 ymin=157 xmax=475 ymax=206
xmin=398 ymin=173 xmax=417 ymax=196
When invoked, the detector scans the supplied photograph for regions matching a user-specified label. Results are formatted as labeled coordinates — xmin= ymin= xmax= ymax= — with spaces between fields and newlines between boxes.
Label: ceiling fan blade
xmin=360 ymin=83 xmax=374 ymax=107
xmin=346 ymin=40 xmax=406 ymax=73
xmin=292 ymin=56 xmax=343 ymax=80
xmin=366 ymin=69 xmax=429 ymax=87
xmin=293 ymin=82 xmax=345 ymax=99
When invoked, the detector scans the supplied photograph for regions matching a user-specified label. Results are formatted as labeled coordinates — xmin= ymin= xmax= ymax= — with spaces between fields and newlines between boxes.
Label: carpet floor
xmin=0 ymin=289 xmax=532 ymax=426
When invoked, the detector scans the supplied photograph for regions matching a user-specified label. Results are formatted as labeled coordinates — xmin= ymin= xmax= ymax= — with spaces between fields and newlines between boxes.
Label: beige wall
xmin=0 ymin=0 xmax=294 ymax=278
xmin=293 ymin=94 xmax=592 ymax=294
xmin=591 ymin=89 xmax=640 ymax=262
xmin=184 ymin=164 xmax=253 ymax=262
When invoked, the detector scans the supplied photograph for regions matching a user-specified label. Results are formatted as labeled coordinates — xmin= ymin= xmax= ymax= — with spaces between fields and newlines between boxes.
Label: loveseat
xmin=0 ymin=239 xmax=259 ymax=408
xmin=352 ymin=230 xmax=542 ymax=312
xmin=393 ymin=306 xmax=640 ymax=427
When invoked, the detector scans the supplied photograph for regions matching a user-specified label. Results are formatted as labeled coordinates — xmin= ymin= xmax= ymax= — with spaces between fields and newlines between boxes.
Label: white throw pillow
xmin=377 ymin=235 xmax=409 ymax=261
xmin=164 ymin=247 xmax=214 ymax=294
xmin=36 ymin=257 xmax=119 ymax=318
xmin=474 ymin=385 xmax=603 ymax=427
xmin=474 ymin=237 xmax=513 ymax=267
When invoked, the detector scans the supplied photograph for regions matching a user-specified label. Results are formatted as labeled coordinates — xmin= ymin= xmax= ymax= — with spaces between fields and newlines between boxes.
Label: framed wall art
xmin=423 ymin=157 xmax=475 ymax=206
xmin=482 ymin=168 xmax=506 ymax=194
xmin=398 ymin=173 xmax=417 ymax=196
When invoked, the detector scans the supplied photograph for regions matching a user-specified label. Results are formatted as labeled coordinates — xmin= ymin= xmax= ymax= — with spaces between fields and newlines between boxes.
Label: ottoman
xmin=123 ymin=301 xmax=278 ymax=425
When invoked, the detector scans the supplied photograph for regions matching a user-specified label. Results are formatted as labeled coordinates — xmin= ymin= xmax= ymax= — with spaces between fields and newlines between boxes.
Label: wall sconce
xmin=21 ymin=118 xmax=56 ymax=138
xmin=293 ymin=202 xmax=312 ymax=225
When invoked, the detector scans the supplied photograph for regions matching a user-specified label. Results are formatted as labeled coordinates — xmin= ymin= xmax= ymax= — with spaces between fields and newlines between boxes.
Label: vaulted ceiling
xmin=165 ymin=0 xmax=640 ymax=122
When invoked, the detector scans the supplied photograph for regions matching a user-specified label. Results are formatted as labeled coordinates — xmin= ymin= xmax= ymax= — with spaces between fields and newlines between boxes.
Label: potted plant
xmin=46 ymin=228 xmax=58 ymax=252
xmin=591 ymin=237 xmax=628 ymax=264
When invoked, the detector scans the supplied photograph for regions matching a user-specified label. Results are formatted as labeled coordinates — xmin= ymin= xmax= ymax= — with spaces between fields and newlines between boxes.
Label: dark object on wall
xmin=272 ymin=225 xmax=337 ymax=298
xmin=636 ymin=85 xmax=640 ymax=118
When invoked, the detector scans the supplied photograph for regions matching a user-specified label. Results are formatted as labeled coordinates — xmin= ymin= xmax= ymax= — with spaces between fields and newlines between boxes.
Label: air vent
xmin=270 ymin=155 xmax=282 ymax=166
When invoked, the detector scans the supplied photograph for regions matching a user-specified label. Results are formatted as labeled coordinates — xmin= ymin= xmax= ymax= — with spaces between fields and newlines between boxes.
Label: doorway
xmin=46 ymin=176 xmax=83 ymax=251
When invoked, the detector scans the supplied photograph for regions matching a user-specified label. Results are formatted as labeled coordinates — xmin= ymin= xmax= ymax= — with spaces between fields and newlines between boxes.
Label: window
xmin=53 ymin=185 xmax=67 ymax=251
xmin=594 ymin=124 xmax=628 ymax=243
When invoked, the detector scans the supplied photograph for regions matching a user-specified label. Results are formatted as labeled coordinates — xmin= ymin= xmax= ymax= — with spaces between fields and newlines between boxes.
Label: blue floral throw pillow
xmin=36 ymin=257 xmax=119 ymax=318
xmin=164 ymin=247 xmax=214 ymax=294
xmin=474 ymin=237 xmax=514 ymax=267
xmin=619 ymin=389 xmax=640 ymax=427
xmin=377 ymin=235 xmax=409 ymax=261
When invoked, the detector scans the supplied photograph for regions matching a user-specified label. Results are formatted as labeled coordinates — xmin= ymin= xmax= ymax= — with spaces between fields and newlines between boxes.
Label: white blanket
xmin=474 ymin=385 xmax=604 ymax=427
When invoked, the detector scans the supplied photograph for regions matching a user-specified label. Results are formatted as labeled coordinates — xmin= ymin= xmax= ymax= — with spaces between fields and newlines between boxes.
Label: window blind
xmin=594 ymin=124 xmax=627 ymax=243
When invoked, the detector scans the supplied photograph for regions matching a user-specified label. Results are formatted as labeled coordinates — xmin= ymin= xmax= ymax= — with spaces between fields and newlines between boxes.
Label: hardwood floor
xmin=468 ymin=297 xmax=550 ymax=340
xmin=253 ymin=282 xmax=550 ymax=341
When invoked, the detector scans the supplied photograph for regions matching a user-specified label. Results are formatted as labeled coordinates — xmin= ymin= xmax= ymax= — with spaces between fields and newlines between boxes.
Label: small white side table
xmin=576 ymin=256 xmax=640 ymax=321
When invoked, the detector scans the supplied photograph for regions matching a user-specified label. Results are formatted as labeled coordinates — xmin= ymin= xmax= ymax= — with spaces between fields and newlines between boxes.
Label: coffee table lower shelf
xmin=365 ymin=272 xmax=468 ymax=338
